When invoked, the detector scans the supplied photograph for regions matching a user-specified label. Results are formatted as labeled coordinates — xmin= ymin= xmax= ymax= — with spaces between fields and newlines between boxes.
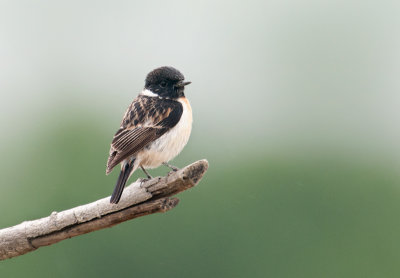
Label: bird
xmin=106 ymin=66 xmax=192 ymax=204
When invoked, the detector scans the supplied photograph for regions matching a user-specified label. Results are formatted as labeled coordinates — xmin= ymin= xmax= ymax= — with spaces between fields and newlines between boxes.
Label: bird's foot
xmin=140 ymin=166 xmax=153 ymax=179
xmin=138 ymin=177 xmax=151 ymax=183
xmin=163 ymin=162 xmax=179 ymax=172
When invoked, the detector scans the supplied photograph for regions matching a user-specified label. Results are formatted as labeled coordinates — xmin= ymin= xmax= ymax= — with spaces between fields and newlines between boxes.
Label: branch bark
xmin=0 ymin=159 xmax=208 ymax=261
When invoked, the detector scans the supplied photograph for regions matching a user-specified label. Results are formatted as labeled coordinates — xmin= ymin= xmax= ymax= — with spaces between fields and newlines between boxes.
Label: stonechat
xmin=106 ymin=66 xmax=192 ymax=204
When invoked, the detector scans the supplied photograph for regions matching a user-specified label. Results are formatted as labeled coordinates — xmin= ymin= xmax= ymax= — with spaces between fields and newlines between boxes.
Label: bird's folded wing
xmin=112 ymin=127 xmax=159 ymax=151
xmin=106 ymin=96 xmax=183 ymax=174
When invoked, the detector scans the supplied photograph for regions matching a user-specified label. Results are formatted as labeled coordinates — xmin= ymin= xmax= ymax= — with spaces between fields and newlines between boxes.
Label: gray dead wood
xmin=0 ymin=159 xmax=208 ymax=261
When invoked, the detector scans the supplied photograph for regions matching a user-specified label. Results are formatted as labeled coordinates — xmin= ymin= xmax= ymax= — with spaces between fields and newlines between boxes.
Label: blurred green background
xmin=1 ymin=0 xmax=400 ymax=277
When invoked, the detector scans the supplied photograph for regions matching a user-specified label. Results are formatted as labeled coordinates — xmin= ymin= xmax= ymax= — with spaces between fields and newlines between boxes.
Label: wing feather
xmin=106 ymin=96 xmax=183 ymax=174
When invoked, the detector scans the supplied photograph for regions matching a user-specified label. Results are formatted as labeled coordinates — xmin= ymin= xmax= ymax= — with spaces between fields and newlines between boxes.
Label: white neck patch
xmin=140 ymin=89 xmax=158 ymax=97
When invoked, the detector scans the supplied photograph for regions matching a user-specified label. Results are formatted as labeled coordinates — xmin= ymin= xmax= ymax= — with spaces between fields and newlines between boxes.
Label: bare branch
xmin=0 ymin=159 xmax=208 ymax=261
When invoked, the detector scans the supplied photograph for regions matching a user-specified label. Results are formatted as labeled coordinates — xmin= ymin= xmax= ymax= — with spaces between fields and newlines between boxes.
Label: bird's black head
xmin=144 ymin=66 xmax=191 ymax=99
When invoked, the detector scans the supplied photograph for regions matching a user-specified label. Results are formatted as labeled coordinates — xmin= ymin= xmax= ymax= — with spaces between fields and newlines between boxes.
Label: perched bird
xmin=106 ymin=66 xmax=192 ymax=204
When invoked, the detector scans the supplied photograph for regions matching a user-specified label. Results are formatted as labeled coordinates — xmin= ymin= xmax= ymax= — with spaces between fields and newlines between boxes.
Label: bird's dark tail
xmin=110 ymin=161 xmax=134 ymax=204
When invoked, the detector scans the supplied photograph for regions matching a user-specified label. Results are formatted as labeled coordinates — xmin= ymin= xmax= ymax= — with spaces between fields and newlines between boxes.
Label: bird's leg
xmin=162 ymin=162 xmax=179 ymax=171
xmin=140 ymin=165 xmax=153 ymax=179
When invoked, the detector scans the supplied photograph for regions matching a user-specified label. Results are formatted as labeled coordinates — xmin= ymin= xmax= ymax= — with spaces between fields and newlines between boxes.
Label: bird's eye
xmin=160 ymin=81 xmax=167 ymax=88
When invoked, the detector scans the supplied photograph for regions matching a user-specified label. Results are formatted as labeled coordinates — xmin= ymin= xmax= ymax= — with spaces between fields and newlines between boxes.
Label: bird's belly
xmin=138 ymin=97 xmax=192 ymax=169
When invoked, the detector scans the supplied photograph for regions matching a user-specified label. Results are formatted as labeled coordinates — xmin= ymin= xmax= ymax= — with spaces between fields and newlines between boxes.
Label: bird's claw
xmin=163 ymin=162 xmax=179 ymax=172
xmin=138 ymin=177 xmax=151 ymax=184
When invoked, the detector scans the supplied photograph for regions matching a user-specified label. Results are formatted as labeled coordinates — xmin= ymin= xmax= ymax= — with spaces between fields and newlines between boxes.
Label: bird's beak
xmin=175 ymin=81 xmax=192 ymax=88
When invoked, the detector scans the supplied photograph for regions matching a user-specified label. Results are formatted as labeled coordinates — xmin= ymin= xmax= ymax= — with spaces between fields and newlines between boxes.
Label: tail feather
xmin=110 ymin=161 xmax=134 ymax=204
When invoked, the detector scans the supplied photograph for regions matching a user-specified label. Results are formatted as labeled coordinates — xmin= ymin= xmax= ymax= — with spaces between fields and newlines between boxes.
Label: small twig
xmin=0 ymin=159 xmax=208 ymax=260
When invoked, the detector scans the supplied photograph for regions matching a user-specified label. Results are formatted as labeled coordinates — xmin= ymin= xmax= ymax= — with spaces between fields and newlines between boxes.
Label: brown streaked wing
xmin=106 ymin=96 xmax=183 ymax=174
xmin=106 ymin=127 xmax=162 ymax=173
